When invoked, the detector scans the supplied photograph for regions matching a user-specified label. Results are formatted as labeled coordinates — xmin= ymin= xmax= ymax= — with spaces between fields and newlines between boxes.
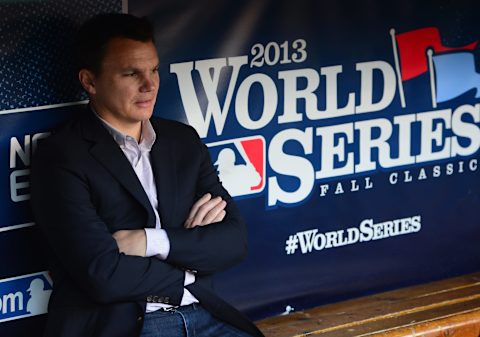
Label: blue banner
xmin=137 ymin=0 xmax=480 ymax=318
xmin=0 ymin=0 xmax=122 ymax=335
xmin=0 ymin=0 xmax=479 ymax=335
xmin=0 ymin=272 xmax=52 ymax=324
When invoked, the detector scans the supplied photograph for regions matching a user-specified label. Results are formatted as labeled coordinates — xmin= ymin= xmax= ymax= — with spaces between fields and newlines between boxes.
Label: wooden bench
xmin=256 ymin=272 xmax=480 ymax=337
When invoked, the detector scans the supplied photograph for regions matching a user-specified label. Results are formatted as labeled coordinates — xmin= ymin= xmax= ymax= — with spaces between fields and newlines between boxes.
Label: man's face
xmin=87 ymin=37 xmax=160 ymax=129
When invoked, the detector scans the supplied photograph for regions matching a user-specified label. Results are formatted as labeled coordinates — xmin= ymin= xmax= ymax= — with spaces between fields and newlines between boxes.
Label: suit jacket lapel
xmin=81 ymin=110 xmax=156 ymax=228
xmin=150 ymin=120 xmax=177 ymax=229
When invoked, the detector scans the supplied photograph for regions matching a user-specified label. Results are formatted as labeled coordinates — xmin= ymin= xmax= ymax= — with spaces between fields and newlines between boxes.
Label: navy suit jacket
xmin=31 ymin=108 xmax=263 ymax=337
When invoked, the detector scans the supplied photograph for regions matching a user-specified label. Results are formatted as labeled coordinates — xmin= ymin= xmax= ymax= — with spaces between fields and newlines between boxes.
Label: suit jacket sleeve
xmin=31 ymin=137 xmax=185 ymax=305
xmin=164 ymin=125 xmax=248 ymax=275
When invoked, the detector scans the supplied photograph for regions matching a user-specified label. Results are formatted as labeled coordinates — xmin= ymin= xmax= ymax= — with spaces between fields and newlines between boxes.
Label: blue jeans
xmin=140 ymin=303 xmax=253 ymax=337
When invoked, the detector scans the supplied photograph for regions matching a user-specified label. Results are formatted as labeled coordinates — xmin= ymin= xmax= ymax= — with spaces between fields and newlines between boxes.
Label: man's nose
xmin=140 ymin=75 xmax=157 ymax=92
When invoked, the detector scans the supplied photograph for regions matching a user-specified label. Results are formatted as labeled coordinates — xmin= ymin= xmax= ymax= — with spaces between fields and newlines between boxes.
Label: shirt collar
xmin=91 ymin=106 xmax=156 ymax=151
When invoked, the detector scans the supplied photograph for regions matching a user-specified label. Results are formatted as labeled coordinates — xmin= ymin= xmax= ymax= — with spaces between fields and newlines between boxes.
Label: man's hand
xmin=184 ymin=193 xmax=226 ymax=229
xmin=112 ymin=229 xmax=146 ymax=257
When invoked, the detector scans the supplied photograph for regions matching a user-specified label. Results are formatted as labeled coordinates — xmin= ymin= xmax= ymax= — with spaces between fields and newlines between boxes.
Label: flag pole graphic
xmin=427 ymin=49 xmax=437 ymax=108
xmin=390 ymin=28 xmax=406 ymax=108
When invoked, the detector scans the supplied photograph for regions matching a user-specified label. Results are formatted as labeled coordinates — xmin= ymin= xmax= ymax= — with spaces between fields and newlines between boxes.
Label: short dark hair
xmin=75 ymin=13 xmax=154 ymax=74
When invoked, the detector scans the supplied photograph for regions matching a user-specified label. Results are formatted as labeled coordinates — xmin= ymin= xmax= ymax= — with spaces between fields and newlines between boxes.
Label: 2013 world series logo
xmin=171 ymin=26 xmax=480 ymax=208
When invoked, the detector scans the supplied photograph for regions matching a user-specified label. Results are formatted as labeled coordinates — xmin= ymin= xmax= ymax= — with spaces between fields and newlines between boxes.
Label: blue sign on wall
xmin=141 ymin=0 xmax=480 ymax=318
xmin=0 ymin=0 xmax=479 ymax=335
xmin=0 ymin=272 xmax=52 ymax=324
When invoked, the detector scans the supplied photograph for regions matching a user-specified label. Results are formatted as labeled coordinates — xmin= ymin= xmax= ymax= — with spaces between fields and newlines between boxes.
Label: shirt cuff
xmin=144 ymin=228 xmax=170 ymax=259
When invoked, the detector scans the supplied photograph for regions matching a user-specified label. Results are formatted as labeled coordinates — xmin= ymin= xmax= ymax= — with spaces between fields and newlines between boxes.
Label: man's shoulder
xmin=150 ymin=116 xmax=192 ymax=129
xmin=39 ymin=114 xmax=86 ymax=147
xmin=33 ymin=108 xmax=100 ymax=163
xmin=150 ymin=116 xmax=199 ymax=139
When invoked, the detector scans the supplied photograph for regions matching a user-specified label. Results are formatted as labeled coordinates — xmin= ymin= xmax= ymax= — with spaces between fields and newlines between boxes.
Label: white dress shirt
xmin=94 ymin=112 xmax=198 ymax=312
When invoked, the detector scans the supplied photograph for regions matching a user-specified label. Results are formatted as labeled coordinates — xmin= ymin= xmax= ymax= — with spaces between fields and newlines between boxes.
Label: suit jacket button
xmin=152 ymin=295 xmax=159 ymax=303
xmin=158 ymin=296 xmax=165 ymax=303
xmin=146 ymin=296 xmax=152 ymax=302
xmin=137 ymin=316 xmax=143 ymax=321
xmin=164 ymin=297 xmax=170 ymax=304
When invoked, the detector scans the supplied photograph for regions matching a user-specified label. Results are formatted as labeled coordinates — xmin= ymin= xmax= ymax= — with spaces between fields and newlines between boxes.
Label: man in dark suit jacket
xmin=31 ymin=13 xmax=264 ymax=337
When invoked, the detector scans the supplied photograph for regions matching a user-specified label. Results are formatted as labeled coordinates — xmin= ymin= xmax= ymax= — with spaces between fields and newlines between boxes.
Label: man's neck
xmin=91 ymin=106 xmax=142 ymax=141
xmin=114 ymin=121 xmax=142 ymax=142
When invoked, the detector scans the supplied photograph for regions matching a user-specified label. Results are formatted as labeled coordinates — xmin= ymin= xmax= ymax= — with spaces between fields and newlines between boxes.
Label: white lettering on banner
xmin=304 ymin=64 xmax=356 ymax=120
xmin=0 ymin=272 xmax=52 ymax=323
xmin=170 ymin=38 xmax=480 ymax=207
xmin=9 ymin=136 xmax=30 ymax=168
xmin=329 ymin=177 xmax=373 ymax=196
xmin=0 ymin=292 xmax=23 ymax=314
xmin=319 ymin=177 xmax=374 ymax=197
xmin=278 ymin=68 xmax=316 ymax=124
xmin=10 ymin=169 xmax=30 ymax=202
xmin=9 ymin=132 xmax=50 ymax=202
xmin=355 ymin=61 xmax=396 ymax=114
xmin=285 ymin=215 xmax=422 ymax=255
xmin=416 ymin=109 xmax=452 ymax=162
xmin=170 ymin=56 xmax=248 ymax=137
xmin=315 ymin=123 xmax=354 ymax=178
xmin=388 ymin=159 xmax=478 ymax=185
xmin=250 ymin=39 xmax=307 ymax=67
xmin=9 ymin=133 xmax=50 ymax=169
xmin=265 ymin=107 xmax=479 ymax=205
xmin=268 ymin=128 xmax=314 ymax=206
xmin=471 ymin=159 xmax=478 ymax=171
xmin=172 ymin=58 xmax=403 ymax=137
xmin=451 ymin=104 xmax=480 ymax=156
xmin=321 ymin=159 xmax=476 ymax=197
xmin=236 ymin=73 xmax=278 ymax=130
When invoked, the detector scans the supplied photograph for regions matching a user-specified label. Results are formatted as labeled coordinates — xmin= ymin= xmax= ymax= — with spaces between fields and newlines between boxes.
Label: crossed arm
xmin=113 ymin=193 xmax=227 ymax=257
xmin=31 ymin=121 xmax=246 ymax=305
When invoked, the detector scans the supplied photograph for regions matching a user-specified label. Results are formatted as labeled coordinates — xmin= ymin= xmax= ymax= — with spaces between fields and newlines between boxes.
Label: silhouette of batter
xmin=214 ymin=148 xmax=261 ymax=196
xmin=26 ymin=278 xmax=52 ymax=315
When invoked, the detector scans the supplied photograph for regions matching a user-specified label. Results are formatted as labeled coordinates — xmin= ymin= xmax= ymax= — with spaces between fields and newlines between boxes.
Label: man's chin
xmin=134 ymin=107 xmax=155 ymax=121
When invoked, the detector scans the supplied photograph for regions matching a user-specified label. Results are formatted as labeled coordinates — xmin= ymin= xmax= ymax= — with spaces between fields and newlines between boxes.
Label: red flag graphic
xmin=396 ymin=27 xmax=477 ymax=81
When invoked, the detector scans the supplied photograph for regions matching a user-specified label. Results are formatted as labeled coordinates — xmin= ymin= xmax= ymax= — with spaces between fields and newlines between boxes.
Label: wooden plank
xmin=321 ymin=299 xmax=480 ymax=337
xmin=257 ymin=272 xmax=480 ymax=337
xmin=366 ymin=310 xmax=480 ymax=337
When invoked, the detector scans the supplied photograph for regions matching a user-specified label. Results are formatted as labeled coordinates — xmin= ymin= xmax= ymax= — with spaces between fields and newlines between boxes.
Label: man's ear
xmin=78 ymin=69 xmax=97 ymax=95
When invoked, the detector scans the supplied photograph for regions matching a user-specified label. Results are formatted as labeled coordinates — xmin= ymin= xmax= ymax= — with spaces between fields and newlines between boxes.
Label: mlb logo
xmin=207 ymin=136 xmax=266 ymax=198
xmin=0 ymin=271 xmax=52 ymax=323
